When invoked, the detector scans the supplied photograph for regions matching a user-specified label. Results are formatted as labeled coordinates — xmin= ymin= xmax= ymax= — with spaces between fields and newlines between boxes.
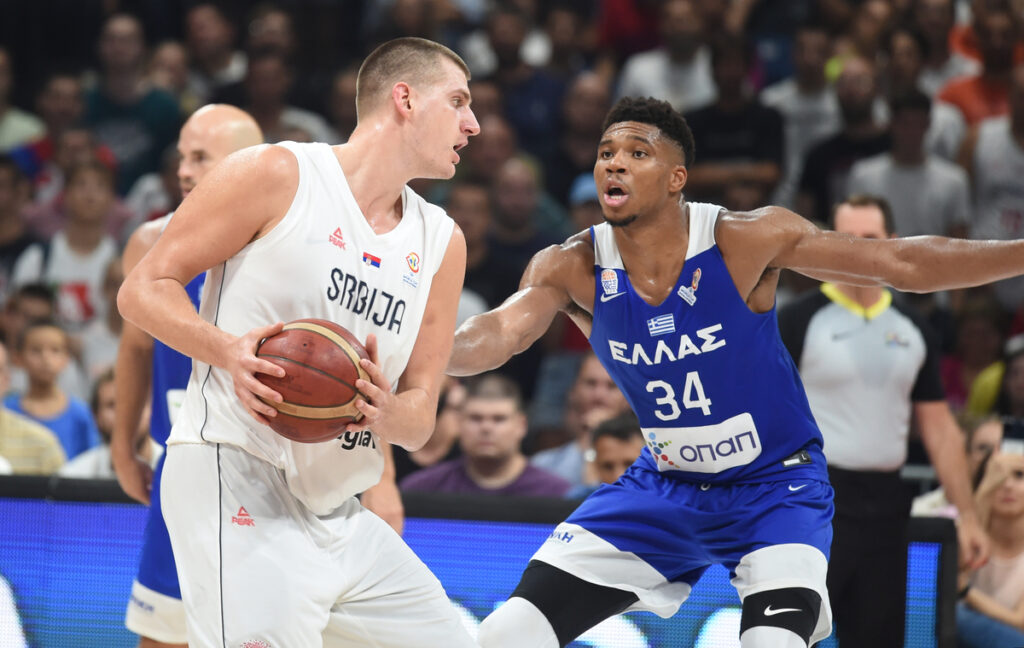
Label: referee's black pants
xmin=827 ymin=467 xmax=913 ymax=648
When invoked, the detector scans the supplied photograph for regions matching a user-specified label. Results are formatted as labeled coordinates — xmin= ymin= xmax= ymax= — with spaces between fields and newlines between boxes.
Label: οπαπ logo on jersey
xmin=677 ymin=268 xmax=702 ymax=305
xmin=601 ymin=269 xmax=618 ymax=295
xmin=406 ymin=252 xmax=421 ymax=273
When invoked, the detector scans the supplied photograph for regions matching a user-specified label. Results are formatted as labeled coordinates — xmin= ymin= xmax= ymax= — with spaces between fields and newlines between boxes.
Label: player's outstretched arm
xmin=448 ymin=242 xmax=580 ymax=377
xmin=747 ymin=207 xmax=1024 ymax=292
xmin=112 ymin=222 xmax=161 ymax=505
xmin=118 ymin=145 xmax=294 ymax=424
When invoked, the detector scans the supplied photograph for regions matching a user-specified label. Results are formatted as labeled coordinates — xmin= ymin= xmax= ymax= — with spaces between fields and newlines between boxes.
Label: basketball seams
xmin=256 ymin=353 xmax=361 ymax=400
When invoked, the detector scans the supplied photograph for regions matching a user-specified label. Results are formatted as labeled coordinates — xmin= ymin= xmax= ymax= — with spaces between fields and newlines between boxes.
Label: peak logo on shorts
xmin=242 ymin=641 xmax=270 ymax=648
xmin=232 ymin=507 xmax=255 ymax=527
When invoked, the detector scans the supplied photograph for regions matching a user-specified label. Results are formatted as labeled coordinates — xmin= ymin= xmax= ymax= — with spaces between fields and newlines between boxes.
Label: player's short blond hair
xmin=356 ymin=37 xmax=470 ymax=120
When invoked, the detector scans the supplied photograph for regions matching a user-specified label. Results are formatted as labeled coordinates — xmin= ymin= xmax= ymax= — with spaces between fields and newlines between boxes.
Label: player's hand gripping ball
xmin=255 ymin=319 xmax=370 ymax=443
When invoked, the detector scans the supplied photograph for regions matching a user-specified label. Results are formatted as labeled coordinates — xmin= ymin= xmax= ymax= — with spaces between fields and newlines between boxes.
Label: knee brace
xmin=740 ymin=587 xmax=821 ymax=645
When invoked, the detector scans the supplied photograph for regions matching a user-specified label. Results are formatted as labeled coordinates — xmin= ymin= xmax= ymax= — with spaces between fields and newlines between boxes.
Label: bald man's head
xmin=178 ymin=104 xmax=263 ymax=196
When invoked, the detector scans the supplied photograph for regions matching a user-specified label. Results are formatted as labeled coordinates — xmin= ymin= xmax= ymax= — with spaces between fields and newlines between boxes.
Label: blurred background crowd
xmin=0 ymin=0 xmax=1022 ymax=503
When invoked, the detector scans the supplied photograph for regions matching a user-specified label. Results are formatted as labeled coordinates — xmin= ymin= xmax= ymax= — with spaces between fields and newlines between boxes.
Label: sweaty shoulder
xmin=521 ymin=230 xmax=597 ymax=318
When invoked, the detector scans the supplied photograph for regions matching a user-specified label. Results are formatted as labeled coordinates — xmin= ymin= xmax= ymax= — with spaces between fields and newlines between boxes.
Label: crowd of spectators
xmin=0 ymin=0 xmax=1022 ymax=541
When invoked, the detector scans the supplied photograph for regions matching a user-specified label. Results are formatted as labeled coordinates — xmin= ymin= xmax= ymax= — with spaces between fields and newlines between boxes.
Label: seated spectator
xmin=59 ymin=369 xmax=155 ymax=479
xmin=0 ymin=47 xmax=44 ymax=152
xmin=0 ymin=340 xmax=65 ymax=475
xmin=4 ymin=318 xmax=99 ymax=460
xmin=80 ymin=257 xmax=123 ymax=381
xmin=956 ymin=451 xmax=1024 ymax=647
xmin=847 ymin=90 xmax=971 ymax=237
xmin=148 ymin=41 xmax=201 ymax=118
xmin=684 ymin=33 xmax=784 ymax=207
xmin=59 ymin=369 xmax=116 ymax=479
xmin=185 ymin=3 xmax=247 ymax=103
xmin=532 ymin=352 xmax=630 ymax=488
xmin=566 ymin=173 xmax=603 ymax=232
xmin=22 ymin=135 xmax=134 ymax=242
xmin=1 ymin=283 xmax=90 ymax=401
xmin=913 ymin=414 xmax=1004 ymax=517
xmin=940 ymin=293 xmax=1008 ymax=412
xmin=914 ymin=0 xmax=981 ymax=97
xmin=545 ymin=72 xmax=612 ymax=207
xmin=567 ymin=412 xmax=645 ymax=499
xmin=241 ymin=49 xmax=336 ymax=144
xmin=616 ymin=0 xmax=716 ymax=115
xmin=400 ymin=374 xmax=570 ymax=496
xmin=12 ymin=161 xmax=122 ymax=333
xmin=0 ymin=155 xmax=41 ymax=303
xmin=936 ymin=4 xmax=1016 ymax=126
xmin=84 ymin=14 xmax=180 ymax=194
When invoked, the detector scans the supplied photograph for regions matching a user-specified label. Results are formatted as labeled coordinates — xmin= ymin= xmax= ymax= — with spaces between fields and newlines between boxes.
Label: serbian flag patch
xmin=362 ymin=252 xmax=382 ymax=268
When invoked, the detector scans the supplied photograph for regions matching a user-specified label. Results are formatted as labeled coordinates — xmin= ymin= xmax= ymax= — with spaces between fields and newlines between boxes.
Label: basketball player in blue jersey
xmin=112 ymin=104 xmax=264 ymax=647
xmin=448 ymin=95 xmax=1024 ymax=648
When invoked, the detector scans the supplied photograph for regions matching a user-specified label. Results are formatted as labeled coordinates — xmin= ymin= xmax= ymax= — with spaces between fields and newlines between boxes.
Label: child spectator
xmin=0 ymin=339 xmax=64 ymax=474
xmin=80 ymin=256 xmax=123 ymax=381
xmin=4 ymin=318 xmax=99 ymax=460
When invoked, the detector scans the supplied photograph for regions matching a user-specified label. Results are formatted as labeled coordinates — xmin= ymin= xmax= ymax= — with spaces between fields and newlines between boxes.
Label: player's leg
xmin=125 ymin=452 xmax=187 ymax=647
xmin=162 ymin=443 xmax=339 ymax=647
xmin=480 ymin=469 xmax=708 ymax=648
xmin=320 ymin=503 xmax=476 ymax=648
xmin=729 ymin=480 xmax=834 ymax=648
xmin=477 ymin=561 xmax=640 ymax=648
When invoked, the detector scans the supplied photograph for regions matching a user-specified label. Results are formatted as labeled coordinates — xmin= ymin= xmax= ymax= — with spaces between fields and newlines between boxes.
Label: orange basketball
xmin=255 ymin=319 xmax=370 ymax=443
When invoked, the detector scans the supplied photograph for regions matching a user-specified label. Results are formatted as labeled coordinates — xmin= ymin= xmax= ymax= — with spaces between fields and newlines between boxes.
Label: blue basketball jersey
xmin=150 ymin=274 xmax=204 ymax=446
xmin=589 ymin=203 xmax=826 ymax=484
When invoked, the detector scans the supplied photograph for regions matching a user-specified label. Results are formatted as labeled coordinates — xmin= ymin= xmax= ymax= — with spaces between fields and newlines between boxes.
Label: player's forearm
xmin=921 ymin=413 xmax=980 ymax=522
xmin=118 ymin=277 xmax=236 ymax=369
xmin=891 ymin=237 xmax=1024 ymax=293
xmin=111 ymin=340 xmax=153 ymax=454
xmin=447 ymin=312 xmax=521 ymax=376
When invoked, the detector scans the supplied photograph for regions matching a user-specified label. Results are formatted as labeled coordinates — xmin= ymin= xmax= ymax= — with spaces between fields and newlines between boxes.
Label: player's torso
xmin=588 ymin=204 xmax=825 ymax=484
xmin=973 ymin=117 xmax=1024 ymax=239
xmin=173 ymin=141 xmax=453 ymax=512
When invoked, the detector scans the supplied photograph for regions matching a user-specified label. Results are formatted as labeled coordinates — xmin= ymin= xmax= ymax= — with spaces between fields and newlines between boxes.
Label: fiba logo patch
xmin=406 ymin=252 xmax=421 ymax=273
xmin=601 ymin=269 xmax=618 ymax=295
xmin=646 ymin=432 xmax=678 ymax=468
xmin=677 ymin=268 xmax=702 ymax=306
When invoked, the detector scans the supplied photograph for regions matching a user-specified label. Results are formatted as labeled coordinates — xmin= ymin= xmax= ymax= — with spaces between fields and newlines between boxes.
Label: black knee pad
xmin=740 ymin=587 xmax=822 ymax=644
xmin=509 ymin=560 xmax=639 ymax=647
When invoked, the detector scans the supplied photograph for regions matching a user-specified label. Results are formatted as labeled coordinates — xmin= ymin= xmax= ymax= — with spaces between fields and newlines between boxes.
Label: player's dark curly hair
xmin=601 ymin=97 xmax=696 ymax=167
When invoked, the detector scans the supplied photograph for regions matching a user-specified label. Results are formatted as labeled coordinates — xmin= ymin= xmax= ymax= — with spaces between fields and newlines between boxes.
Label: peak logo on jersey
xmin=329 ymin=228 xmax=347 ymax=250
xmin=647 ymin=313 xmax=676 ymax=337
xmin=601 ymin=269 xmax=619 ymax=295
xmin=328 ymin=268 xmax=406 ymax=333
xmin=232 ymin=507 xmax=255 ymax=527
xmin=362 ymin=252 xmax=382 ymax=268
xmin=678 ymin=267 xmax=702 ymax=306
xmin=406 ymin=252 xmax=421 ymax=273
xmin=645 ymin=432 xmax=679 ymax=468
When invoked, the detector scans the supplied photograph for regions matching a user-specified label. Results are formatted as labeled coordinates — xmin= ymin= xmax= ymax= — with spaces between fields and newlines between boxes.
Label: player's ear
xmin=668 ymin=164 xmax=688 ymax=194
xmin=391 ymin=82 xmax=413 ymax=116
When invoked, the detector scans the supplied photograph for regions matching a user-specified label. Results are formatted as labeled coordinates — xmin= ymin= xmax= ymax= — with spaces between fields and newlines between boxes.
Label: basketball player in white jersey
xmin=448 ymin=96 xmax=1024 ymax=648
xmin=117 ymin=38 xmax=479 ymax=647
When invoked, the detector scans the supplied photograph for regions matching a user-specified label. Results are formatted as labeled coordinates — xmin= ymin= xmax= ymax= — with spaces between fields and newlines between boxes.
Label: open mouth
xmin=604 ymin=184 xmax=629 ymax=207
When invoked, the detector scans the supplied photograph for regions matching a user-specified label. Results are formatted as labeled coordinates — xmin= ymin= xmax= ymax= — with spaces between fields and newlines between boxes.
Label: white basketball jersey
xmin=169 ymin=141 xmax=455 ymax=515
